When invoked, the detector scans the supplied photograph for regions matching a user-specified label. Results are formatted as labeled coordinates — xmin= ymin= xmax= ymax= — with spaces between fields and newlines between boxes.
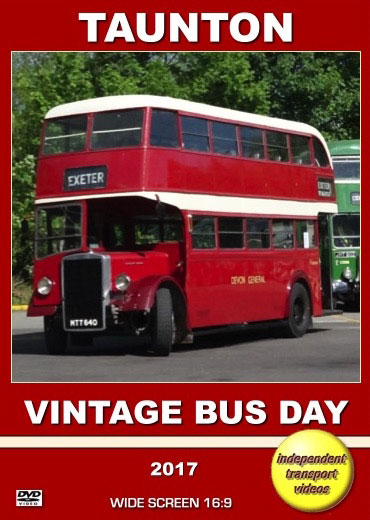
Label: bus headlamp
xmin=342 ymin=267 xmax=353 ymax=280
xmin=37 ymin=276 xmax=53 ymax=296
xmin=115 ymin=274 xmax=131 ymax=292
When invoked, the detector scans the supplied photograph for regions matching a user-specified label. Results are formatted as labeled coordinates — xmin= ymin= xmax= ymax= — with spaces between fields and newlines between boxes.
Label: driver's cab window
xmin=88 ymin=211 xmax=183 ymax=251
xmin=134 ymin=219 xmax=183 ymax=246
xmin=88 ymin=212 xmax=127 ymax=250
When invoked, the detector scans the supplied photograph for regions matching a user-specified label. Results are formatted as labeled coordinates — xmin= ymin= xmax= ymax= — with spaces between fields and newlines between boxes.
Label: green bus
xmin=327 ymin=140 xmax=360 ymax=308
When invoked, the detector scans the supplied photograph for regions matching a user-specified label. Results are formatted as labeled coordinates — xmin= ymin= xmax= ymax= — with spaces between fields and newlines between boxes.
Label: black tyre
xmin=150 ymin=288 xmax=173 ymax=356
xmin=285 ymin=283 xmax=312 ymax=338
xmin=44 ymin=315 xmax=68 ymax=355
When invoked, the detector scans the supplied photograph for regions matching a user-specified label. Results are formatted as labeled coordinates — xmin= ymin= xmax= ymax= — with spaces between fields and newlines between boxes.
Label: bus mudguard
xmin=284 ymin=270 xmax=318 ymax=317
xmin=110 ymin=275 xmax=187 ymax=314
xmin=27 ymin=294 xmax=58 ymax=317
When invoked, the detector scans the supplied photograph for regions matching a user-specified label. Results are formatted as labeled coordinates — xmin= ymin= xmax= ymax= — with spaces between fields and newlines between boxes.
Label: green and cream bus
xmin=327 ymin=140 xmax=360 ymax=307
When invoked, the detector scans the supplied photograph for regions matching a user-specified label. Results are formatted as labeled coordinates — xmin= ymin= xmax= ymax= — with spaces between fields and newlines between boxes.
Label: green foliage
xmin=13 ymin=53 xmax=94 ymax=161
xmin=258 ymin=53 xmax=360 ymax=141
xmin=12 ymin=276 xmax=33 ymax=305
xmin=172 ymin=53 xmax=270 ymax=113
xmin=12 ymin=155 xmax=36 ymax=280
xmin=12 ymin=51 xmax=360 ymax=281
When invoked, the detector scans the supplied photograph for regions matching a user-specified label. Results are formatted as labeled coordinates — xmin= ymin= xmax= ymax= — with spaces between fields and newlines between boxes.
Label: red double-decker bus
xmin=27 ymin=95 xmax=337 ymax=355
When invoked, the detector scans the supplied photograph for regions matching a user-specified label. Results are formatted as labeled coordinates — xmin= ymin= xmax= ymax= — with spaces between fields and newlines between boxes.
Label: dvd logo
xmin=16 ymin=490 xmax=43 ymax=507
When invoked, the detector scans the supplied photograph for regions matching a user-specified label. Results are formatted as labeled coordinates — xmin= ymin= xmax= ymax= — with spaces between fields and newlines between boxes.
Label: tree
xmin=12 ymin=51 xmax=360 ymax=284
xmin=12 ymin=155 xmax=35 ymax=280
xmin=250 ymin=52 xmax=360 ymax=140
xmin=170 ymin=53 xmax=270 ymax=113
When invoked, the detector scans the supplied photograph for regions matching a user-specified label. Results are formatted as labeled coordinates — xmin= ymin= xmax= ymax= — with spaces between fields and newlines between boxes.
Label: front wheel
xmin=150 ymin=288 xmax=173 ymax=356
xmin=285 ymin=283 xmax=312 ymax=338
xmin=44 ymin=315 xmax=68 ymax=355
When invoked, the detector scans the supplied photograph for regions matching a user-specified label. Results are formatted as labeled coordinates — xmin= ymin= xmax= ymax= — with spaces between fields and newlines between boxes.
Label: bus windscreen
xmin=332 ymin=214 xmax=360 ymax=248
xmin=36 ymin=204 xmax=82 ymax=258
xmin=332 ymin=159 xmax=360 ymax=179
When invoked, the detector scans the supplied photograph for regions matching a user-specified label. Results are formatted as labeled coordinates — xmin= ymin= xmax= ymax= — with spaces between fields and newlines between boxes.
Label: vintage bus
xmin=326 ymin=140 xmax=360 ymax=307
xmin=27 ymin=95 xmax=337 ymax=355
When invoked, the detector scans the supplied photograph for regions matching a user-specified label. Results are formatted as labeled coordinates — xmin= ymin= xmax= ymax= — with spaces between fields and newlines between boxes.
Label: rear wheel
xmin=44 ymin=315 xmax=68 ymax=355
xmin=150 ymin=288 xmax=173 ymax=356
xmin=285 ymin=283 xmax=311 ymax=338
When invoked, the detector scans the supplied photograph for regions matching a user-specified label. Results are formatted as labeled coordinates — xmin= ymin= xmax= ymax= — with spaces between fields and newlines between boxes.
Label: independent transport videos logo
xmin=16 ymin=490 xmax=43 ymax=507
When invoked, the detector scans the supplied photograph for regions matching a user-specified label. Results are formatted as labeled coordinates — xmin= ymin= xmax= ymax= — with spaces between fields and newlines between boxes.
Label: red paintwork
xmin=36 ymin=149 xmax=145 ymax=198
xmin=185 ymin=244 xmax=321 ymax=328
xmin=111 ymin=275 xmax=185 ymax=313
xmin=30 ymin=105 xmax=328 ymax=330
xmin=29 ymin=209 xmax=322 ymax=326
xmin=36 ymin=145 xmax=334 ymax=202
xmin=27 ymin=300 xmax=57 ymax=317
xmin=29 ymin=250 xmax=171 ymax=311
xmin=144 ymin=148 xmax=333 ymax=202
xmin=29 ymin=247 xmax=184 ymax=309
xmin=36 ymin=108 xmax=335 ymax=204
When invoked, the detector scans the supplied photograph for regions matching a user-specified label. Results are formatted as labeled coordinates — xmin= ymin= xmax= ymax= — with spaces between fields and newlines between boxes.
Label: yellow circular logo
xmin=271 ymin=429 xmax=354 ymax=512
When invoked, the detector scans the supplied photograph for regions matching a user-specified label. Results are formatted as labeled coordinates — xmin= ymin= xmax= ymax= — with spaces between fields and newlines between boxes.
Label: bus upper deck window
xmin=212 ymin=122 xmax=238 ymax=156
xmin=43 ymin=115 xmax=87 ymax=155
xmin=91 ymin=109 xmax=143 ymax=150
xmin=313 ymin=138 xmax=329 ymax=167
xmin=266 ymin=131 xmax=289 ymax=162
xmin=240 ymin=126 xmax=264 ymax=159
xmin=150 ymin=110 xmax=179 ymax=148
xmin=181 ymin=116 xmax=210 ymax=152
xmin=291 ymin=135 xmax=312 ymax=165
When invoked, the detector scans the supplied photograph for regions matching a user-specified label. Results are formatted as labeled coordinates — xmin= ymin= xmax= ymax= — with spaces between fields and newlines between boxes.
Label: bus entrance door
xmin=318 ymin=214 xmax=333 ymax=309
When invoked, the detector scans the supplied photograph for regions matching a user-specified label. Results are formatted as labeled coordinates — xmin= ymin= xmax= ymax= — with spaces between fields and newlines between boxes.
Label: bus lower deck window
xmin=192 ymin=216 xmax=215 ymax=249
xmin=296 ymin=220 xmax=316 ymax=248
xmin=134 ymin=220 xmax=183 ymax=245
xmin=36 ymin=204 xmax=82 ymax=258
xmin=246 ymin=218 xmax=270 ymax=249
xmin=219 ymin=217 xmax=244 ymax=248
xmin=272 ymin=220 xmax=294 ymax=248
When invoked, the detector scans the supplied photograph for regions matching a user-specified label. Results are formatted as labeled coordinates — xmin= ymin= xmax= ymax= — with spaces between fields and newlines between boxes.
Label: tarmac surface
xmin=12 ymin=311 xmax=360 ymax=383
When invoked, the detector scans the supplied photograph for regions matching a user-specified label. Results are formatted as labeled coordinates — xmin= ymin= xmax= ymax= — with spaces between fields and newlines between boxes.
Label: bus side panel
xmin=186 ymin=249 xmax=322 ymax=329
xmin=36 ymin=149 xmax=146 ymax=199
xmin=273 ymin=250 xmax=322 ymax=317
xmin=145 ymin=148 xmax=333 ymax=203
xmin=185 ymin=250 xmax=278 ymax=328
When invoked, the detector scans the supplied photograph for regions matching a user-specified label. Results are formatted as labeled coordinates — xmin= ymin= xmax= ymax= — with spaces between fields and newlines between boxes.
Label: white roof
xmin=45 ymin=94 xmax=329 ymax=148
